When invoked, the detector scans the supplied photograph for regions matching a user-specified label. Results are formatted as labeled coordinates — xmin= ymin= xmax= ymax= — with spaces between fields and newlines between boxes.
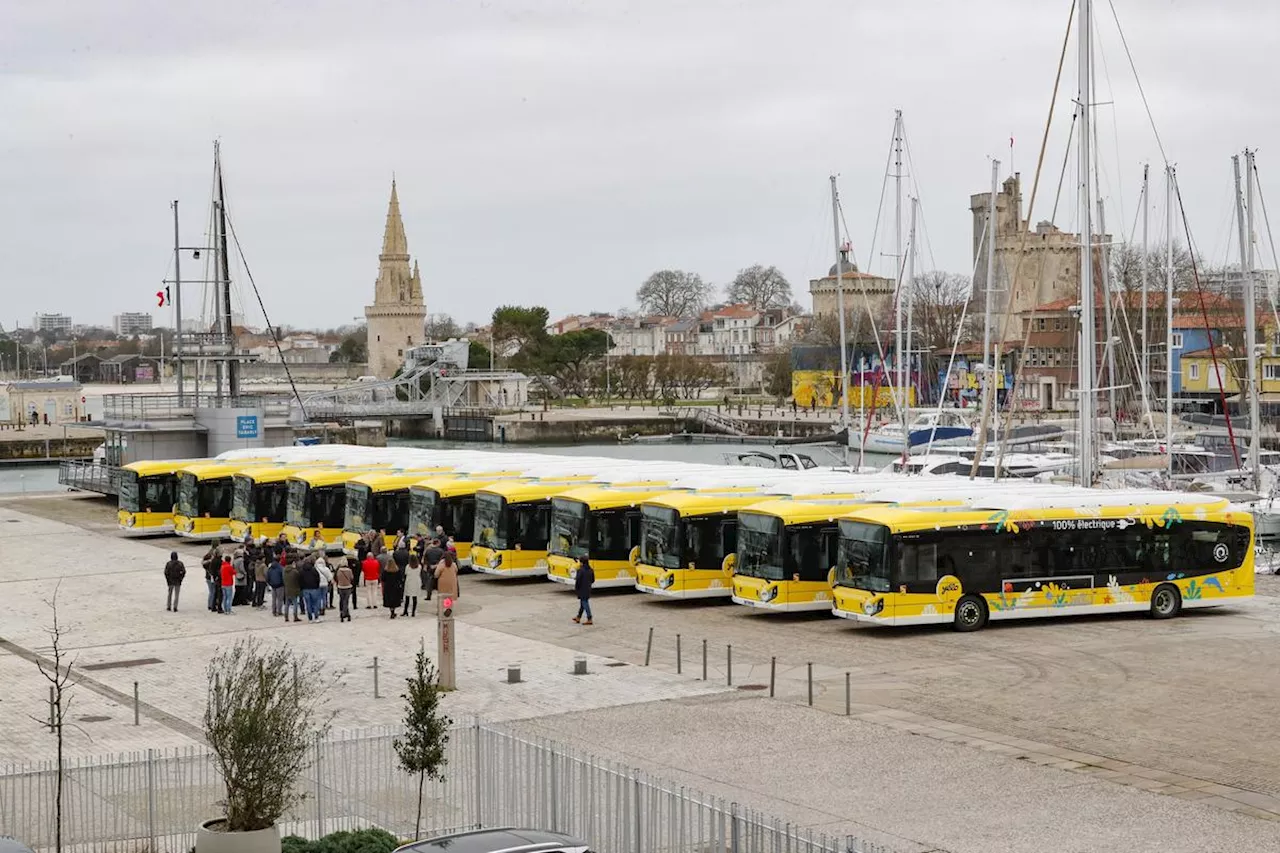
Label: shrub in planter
xmin=199 ymin=637 xmax=336 ymax=849
xmin=280 ymin=829 xmax=400 ymax=853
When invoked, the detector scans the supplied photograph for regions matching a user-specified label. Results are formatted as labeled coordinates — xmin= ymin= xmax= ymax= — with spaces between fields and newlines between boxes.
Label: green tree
xmin=204 ymin=638 xmax=336 ymax=832
xmin=394 ymin=642 xmax=452 ymax=841
xmin=468 ymin=340 xmax=493 ymax=370
xmin=330 ymin=329 xmax=368 ymax=364
xmin=492 ymin=306 xmax=551 ymax=355
xmin=545 ymin=329 xmax=609 ymax=397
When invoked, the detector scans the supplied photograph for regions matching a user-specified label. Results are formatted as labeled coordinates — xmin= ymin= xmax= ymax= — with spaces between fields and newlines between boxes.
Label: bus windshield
xmin=550 ymin=499 xmax=589 ymax=558
xmin=286 ymin=480 xmax=310 ymax=527
xmin=474 ymin=493 xmax=507 ymax=549
xmin=641 ymin=505 xmax=681 ymax=569
xmin=177 ymin=473 xmax=198 ymax=518
xmin=345 ymin=484 xmax=372 ymax=531
xmin=231 ymin=476 xmax=254 ymax=522
xmin=835 ymin=520 xmax=892 ymax=592
xmin=440 ymin=496 xmax=475 ymax=542
xmin=309 ymin=485 xmax=346 ymax=529
xmin=119 ymin=470 xmax=140 ymax=513
xmin=410 ymin=489 xmax=437 ymax=537
xmin=199 ymin=478 xmax=233 ymax=519
xmin=372 ymin=490 xmax=411 ymax=535
xmin=737 ymin=513 xmax=785 ymax=580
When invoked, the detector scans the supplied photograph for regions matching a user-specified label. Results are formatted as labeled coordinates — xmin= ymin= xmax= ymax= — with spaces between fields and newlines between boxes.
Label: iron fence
xmin=57 ymin=460 xmax=121 ymax=497
xmin=0 ymin=721 xmax=888 ymax=853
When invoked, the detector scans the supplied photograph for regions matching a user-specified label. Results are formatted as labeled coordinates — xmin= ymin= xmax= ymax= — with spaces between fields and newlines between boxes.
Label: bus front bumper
xmin=731 ymin=595 xmax=833 ymax=613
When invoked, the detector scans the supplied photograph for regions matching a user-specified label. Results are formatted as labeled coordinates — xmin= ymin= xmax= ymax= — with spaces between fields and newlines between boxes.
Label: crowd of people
xmin=162 ymin=527 xmax=461 ymax=622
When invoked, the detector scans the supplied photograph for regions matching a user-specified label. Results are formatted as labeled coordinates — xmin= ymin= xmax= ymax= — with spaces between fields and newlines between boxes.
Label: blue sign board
xmin=236 ymin=415 xmax=259 ymax=439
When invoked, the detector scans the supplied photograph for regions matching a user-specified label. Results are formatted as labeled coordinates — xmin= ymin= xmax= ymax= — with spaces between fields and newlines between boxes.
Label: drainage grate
xmin=82 ymin=657 xmax=163 ymax=672
xmin=78 ymin=715 xmax=111 ymax=723
xmin=605 ymin=662 xmax=628 ymax=667
xmin=736 ymin=684 xmax=768 ymax=691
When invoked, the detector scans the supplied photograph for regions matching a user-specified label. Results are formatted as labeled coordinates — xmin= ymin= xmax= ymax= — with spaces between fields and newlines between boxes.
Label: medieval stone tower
xmin=365 ymin=180 xmax=426 ymax=379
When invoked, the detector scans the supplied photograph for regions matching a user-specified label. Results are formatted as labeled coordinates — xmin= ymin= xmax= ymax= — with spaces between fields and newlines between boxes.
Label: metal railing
xmin=102 ymin=393 xmax=294 ymax=424
xmin=0 ymin=721 xmax=888 ymax=853
xmin=57 ymin=460 xmax=121 ymax=497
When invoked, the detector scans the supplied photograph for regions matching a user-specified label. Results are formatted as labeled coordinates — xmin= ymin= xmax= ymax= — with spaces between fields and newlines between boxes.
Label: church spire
xmin=380 ymin=179 xmax=409 ymax=260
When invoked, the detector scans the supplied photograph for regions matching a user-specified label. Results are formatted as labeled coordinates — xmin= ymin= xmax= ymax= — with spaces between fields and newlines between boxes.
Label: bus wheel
xmin=1150 ymin=584 xmax=1182 ymax=619
xmin=953 ymin=595 xmax=988 ymax=632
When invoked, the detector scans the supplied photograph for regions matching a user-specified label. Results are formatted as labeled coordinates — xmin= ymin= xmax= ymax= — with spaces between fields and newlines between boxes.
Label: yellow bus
xmin=730 ymin=498 xmax=866 ymax=611
xmin=545 ymin=484 xmax=681 ymax=588
xmin=831 ymin=491 xmax=1254 ymax=630
xmin=470 ymin=478 xmax=595 ymax=577
xmin=117 ymin=459 xmax=198 ymax=536
xmin=408 ymin=475 xmax=520 ymax=567
xmin=228 ymin=465 xmax=301 ymax=543
xmin=173 ymin=460 xmax=262 ymax=540
xmin=280 ymin=467 xmax=387 ymax=552
xmin=340 ymin=468 xmax=458 ymax=554
xmin=635 ymin=491 xmax=770 ymax=598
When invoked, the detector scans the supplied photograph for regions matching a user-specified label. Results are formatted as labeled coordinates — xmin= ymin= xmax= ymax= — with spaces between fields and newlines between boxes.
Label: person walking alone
xmin=164 ymin=551 xmax=185 ymax=612
xmin=283 ymin=558 xmax=302 ymax=622
xmin=267 ymin=552 xmax=285 ymax=616
xmin=572 ymin=555 xmax=595 ymax=625
xmin=335 ymin=559 xmax=354 ymax=622
xmin=219 ymin=555 xmax=236 ymax=615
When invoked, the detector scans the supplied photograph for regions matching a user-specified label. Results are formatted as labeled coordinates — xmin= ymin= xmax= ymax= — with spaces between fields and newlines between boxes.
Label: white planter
xmin=195 ymin=819 xmax=281 ymax=853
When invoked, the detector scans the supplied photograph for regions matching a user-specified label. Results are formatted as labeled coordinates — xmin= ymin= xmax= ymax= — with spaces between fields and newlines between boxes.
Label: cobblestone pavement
xmin=5 ymin=493 xmax=1280 ymax=850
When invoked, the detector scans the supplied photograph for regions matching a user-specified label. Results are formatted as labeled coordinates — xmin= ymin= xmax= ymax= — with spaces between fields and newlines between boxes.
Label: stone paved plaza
xmin=4 ymin=492 xmax=1280 ymax=852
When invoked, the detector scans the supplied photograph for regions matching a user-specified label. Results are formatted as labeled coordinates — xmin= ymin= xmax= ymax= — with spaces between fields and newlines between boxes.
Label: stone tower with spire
xmin=364 ymin=180 xmax=426 ymax=378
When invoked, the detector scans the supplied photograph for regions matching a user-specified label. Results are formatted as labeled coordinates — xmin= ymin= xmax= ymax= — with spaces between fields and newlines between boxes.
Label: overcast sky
xmin=2 ymin=0 xmax=1277 ymax=332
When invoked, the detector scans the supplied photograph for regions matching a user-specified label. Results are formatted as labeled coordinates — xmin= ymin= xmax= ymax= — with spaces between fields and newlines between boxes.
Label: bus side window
xmin=897 ymin=541 xmax=939 ymax=591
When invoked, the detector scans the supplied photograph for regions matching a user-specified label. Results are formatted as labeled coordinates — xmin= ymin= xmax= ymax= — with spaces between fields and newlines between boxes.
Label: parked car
xmin=394 ymin=828 xmax=591 ymax=853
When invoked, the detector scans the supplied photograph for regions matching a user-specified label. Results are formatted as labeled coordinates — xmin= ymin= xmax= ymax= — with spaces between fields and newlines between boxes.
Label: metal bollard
xmin=676 ymin=634 xmax=682 ymax=675
xmin=508 ymin=665 xmax=522 ymax=683
xmin=573 ymin=657 xmax=587 ymax=676
xmin=727 ymin=644 xmax=732 ymax=686
xmin=644 ymin=627 xmax=653 ymax=666
xmin=807 ymin=663 xmax=813 ymax=706
xmin=769 ymin=657 xmax=776 ymax=697
xmin=373 ymin=656 xmax=380 ymax=699
xmin=702 ymin=639 xmax=707 ymax=681
xmin=845 ymin=672 xmax=851 ymax=716
xmin=133 ymin=681 xmax=140 ymax=726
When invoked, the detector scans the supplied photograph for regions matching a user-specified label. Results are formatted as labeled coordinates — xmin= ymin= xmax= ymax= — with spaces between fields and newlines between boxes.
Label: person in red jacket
xmin=360 ymin=553 xmax=380 ymax=610
xmin=219 ymin=555 xmax=236 ymax=615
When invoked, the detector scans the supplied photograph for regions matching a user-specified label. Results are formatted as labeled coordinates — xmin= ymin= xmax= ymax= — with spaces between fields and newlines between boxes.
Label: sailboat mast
xmin=214 ymin=143 xmax=238 ymax=399
xmin=830 ymin=176 xmax=852 ymax=466
xmin=1237 ymin=151 xmax=1261 ymax=489
xmin=1098 ymin=198 xmax=1118 ymax=436
xmin=1247 ymin=149 xmax=1260 ymax=490
xmin=906 ymin=198 xmax=918 ymax=417
xmin=1076 ymin=0 xmax=1097 ymax=487
xmin=1165 ymin=165 xmax=1176 ymax=481
xmin=983 ymin=160 xmax=999 ymax=373
xmin=172 ymin=200 xmax=184 ymax=406
xmin=893 ymin=111 xmax=905 ymax=416
xmin=1141 ymin=165 xmax=1150 ymax=400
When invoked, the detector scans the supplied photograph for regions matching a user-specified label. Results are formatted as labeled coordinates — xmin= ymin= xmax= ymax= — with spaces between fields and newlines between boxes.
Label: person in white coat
xmin=315 ymin=556 xmax=334 ymax=618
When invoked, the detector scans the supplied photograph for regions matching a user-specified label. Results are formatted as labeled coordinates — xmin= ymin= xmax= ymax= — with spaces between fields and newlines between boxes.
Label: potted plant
xmin=197 ymin=637 xmax=335 ymax=853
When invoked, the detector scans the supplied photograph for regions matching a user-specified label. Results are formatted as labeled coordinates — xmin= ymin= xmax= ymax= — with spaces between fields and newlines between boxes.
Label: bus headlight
xmin=862 ymin=597 xmax=885 ymax=616
xmin=759 ymin=585 xmax=778 ymax=603
xmin=125 ymin=515 xmax=136 ymax=527
xmin=659 ymin=573 xmax=675 ymax=589
xmin=295 ymin=531 xmax=306 ymax=544
xmin=488 ymin=553 xmax=502 ymax=568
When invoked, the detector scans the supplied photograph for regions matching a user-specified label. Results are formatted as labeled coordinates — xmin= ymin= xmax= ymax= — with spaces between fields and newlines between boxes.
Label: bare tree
xmin=28 ymin=586 xmax=77 ymax=853
xmin=912 ymin=271 xmax=972 ymax=353
xmin=727 ymin=265 xmax=792 ymax=309
xmin=636 ymin=270 xmax=712 ymax=318
xmin=424 ymin=313 xmax=461 ymax=341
